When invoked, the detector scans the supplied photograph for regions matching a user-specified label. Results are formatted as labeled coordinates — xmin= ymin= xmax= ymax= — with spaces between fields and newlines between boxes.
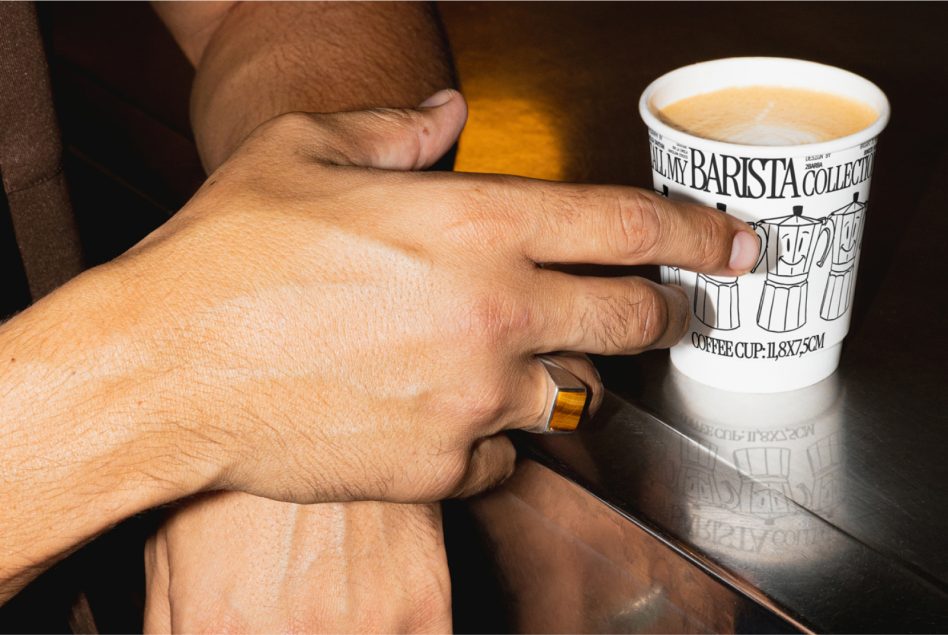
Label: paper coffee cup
xmin=639 ymin=58 xmax=890 ymax=392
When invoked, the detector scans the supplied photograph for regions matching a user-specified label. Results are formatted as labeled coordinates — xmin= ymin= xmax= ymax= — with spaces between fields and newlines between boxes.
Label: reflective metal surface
xmin=481 ymin=193 xmax=948 ymax=629
xmin=467 ymin=460 xmax=797 ymax=634
xmin=519 ymin=382 xmax=947 ymax=632
xmin=473 ymin=182 xmax=948 ymax=628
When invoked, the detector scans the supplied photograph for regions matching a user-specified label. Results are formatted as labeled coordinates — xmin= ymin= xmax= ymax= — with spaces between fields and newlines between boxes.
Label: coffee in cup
xmin=657 ymin=86 xmax=878 ymax=146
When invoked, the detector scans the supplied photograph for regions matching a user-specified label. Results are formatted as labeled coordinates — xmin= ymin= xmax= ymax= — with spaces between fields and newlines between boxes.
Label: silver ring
xmin=528 ymin=357 xmax=589 ymax=434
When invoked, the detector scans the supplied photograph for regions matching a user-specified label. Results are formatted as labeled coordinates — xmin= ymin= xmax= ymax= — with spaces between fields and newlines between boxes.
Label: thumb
xmin=317 ymin=89 xmax=467 ymax=171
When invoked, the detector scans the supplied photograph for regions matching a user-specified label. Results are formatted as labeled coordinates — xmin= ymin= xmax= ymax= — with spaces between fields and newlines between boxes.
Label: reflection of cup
xmin=661 ymin=367 xmax=849 ymax=570
xmin=639 ymin=58 xmax=890 ymax=392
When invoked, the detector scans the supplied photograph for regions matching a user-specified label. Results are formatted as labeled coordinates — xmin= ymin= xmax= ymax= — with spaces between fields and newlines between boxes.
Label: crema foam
xmin=657 ymin=86 xmax=878 ymax=146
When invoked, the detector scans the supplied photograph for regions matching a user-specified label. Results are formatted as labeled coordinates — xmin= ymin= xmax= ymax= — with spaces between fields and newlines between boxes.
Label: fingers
xmin=530 ymin=270 xmax=690 ymax=355
xmin=451 ymin=434 xmax=516 ymax=499
xmin=308 ymin=89 xmax=467 ymax=171
xmin=516 ymin=182 xmax=759 ymax=275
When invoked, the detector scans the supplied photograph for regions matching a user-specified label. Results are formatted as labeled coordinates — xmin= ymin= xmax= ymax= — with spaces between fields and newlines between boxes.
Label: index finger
xmin=516 ymin=181 xmax=760 ymax=275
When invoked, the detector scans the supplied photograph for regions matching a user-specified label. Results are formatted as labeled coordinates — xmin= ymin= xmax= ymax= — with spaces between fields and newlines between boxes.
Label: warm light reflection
xmin=455 ymin=95 xmax=566 ymax=181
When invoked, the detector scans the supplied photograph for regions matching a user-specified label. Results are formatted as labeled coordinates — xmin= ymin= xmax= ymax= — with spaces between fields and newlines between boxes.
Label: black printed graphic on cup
xmin=751 ymin=206 xmax=834 ymax=333
xmin=694 ymin=203 xmax=741 ymax=330
xmin=820 ymin=193 xmax=868 ymax=321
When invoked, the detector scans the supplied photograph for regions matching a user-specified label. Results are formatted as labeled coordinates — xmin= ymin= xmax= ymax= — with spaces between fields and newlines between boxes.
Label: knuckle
xmin=262 ymin=111 xmax=317 ymax=140
xmin=465 ymin=373 xmax=509 ymax=424
xmin=542 ymin=181 xmax=588 ymax=228
xmin=434 ymin=366 xmax=509 ymax=432
xmin=451 ymin=209 xmax=502 ymax=250
xmin=456 ymin=439 xmax=515 ymax=499
xmin=614 ymin=190 xmax=664 ymax=259
xmin=481 ymin=174 xmax=524 ymax=212
xmin=696 ymin=212 xmax=731 ymax=267
xmin=233 ymin=111 xmax=321 ymax=164
xmin=410 ymin=466 xmax=455 ymax=503
xmin=670 ymin=285 xmax=691 ymax=338
xmin=594 ymin=283 xmax=671 ymax=352
xmin=428 ymin=450 xmax=472 ymax=499
xmin=361 ymin=108 xmax=424 ymax=156
xmin=366 ymin=107 xmax=418 ymax=138
xmin=445 ymin=175 xmax=522 ymax=246
xmin=635 ymin=285 xmax=670 ymax=349
xmin=594 ymin=284 xmax=668 ymax=351
xmin=588 ymin=293 xmax=629 ymax=352
xmin=367 ymin=106 xmax=416 ymax=127
xmin=466 ymin=291 xmax=533 ymax=349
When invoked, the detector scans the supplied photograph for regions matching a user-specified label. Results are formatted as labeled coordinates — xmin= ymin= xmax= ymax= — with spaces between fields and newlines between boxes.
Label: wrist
xmin=0 ymin=263 xmax=220 ymax=599
xmin=1 ymin=263 xmax=215 ymax=525
xmin=64 ymin=263 xmax=222 ymax=502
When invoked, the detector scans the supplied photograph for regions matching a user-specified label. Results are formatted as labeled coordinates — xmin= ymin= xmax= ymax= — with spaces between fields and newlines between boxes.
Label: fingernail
xmin=418 ymin=89 xmax=455 ymax=108
xmin=729 ymin=231 xmax=759 ymax=272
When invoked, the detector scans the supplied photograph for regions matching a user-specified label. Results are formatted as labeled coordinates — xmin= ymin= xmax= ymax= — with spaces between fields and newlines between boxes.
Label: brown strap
xmin=0 ymin=2 xmax=83 ymax=300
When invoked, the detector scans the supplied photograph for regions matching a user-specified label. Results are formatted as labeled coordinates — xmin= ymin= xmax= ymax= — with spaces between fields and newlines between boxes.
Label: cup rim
xmin=638 ymin=57 xmax=891 ymax=156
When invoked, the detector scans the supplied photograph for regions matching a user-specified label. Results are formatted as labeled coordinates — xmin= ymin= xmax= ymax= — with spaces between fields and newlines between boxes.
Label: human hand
xmin=104 ymin=89 xmax=758 ymax=504
xmin=144 ymin=493 xmax=450 ymax=633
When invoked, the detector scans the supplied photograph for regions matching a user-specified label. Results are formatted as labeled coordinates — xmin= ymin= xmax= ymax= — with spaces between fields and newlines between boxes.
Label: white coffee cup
xmin=638 ymin=58 xmax=890 ymax=393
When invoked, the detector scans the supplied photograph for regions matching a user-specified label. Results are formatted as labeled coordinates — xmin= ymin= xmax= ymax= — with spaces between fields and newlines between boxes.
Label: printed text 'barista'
xmin=650 ymin=145 xmax=875 ymax=199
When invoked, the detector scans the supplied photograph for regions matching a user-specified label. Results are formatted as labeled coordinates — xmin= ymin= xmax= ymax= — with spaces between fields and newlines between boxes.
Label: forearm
xmin=155 ymin=1 xmax=455 ymax=171
xmin=0 ymin=266 xmax=211 ymax=603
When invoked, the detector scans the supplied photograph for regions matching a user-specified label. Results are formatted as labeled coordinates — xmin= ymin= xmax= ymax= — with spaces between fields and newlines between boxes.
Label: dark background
xmin=2 ymin=2 xmax=946 ymax=632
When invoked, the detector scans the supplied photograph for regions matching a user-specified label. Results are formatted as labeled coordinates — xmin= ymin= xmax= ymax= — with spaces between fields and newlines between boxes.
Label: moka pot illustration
xmin=732 ymin=447 xmax=795 ymax=524
xmin=655 ymin=185 xmax=682 ymax=286
xmin=820 ymin=192 xmax=867 ymax=321
xmin=660 ymin=264 xmax=682 ymax=286
xmin=804 ymin=433 xmax=844 ymax=516
xmin=694 ymin=203 xmax=741 ymax=330
xmin=676 ymin=438 xmax=729 ymax=507
xmin=752 ymin=206 xmax=833 ymax=333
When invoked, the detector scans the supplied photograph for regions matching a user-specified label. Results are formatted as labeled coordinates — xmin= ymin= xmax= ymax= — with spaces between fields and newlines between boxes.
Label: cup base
xmin=669 ymin=343 xmax=842 ymax=394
